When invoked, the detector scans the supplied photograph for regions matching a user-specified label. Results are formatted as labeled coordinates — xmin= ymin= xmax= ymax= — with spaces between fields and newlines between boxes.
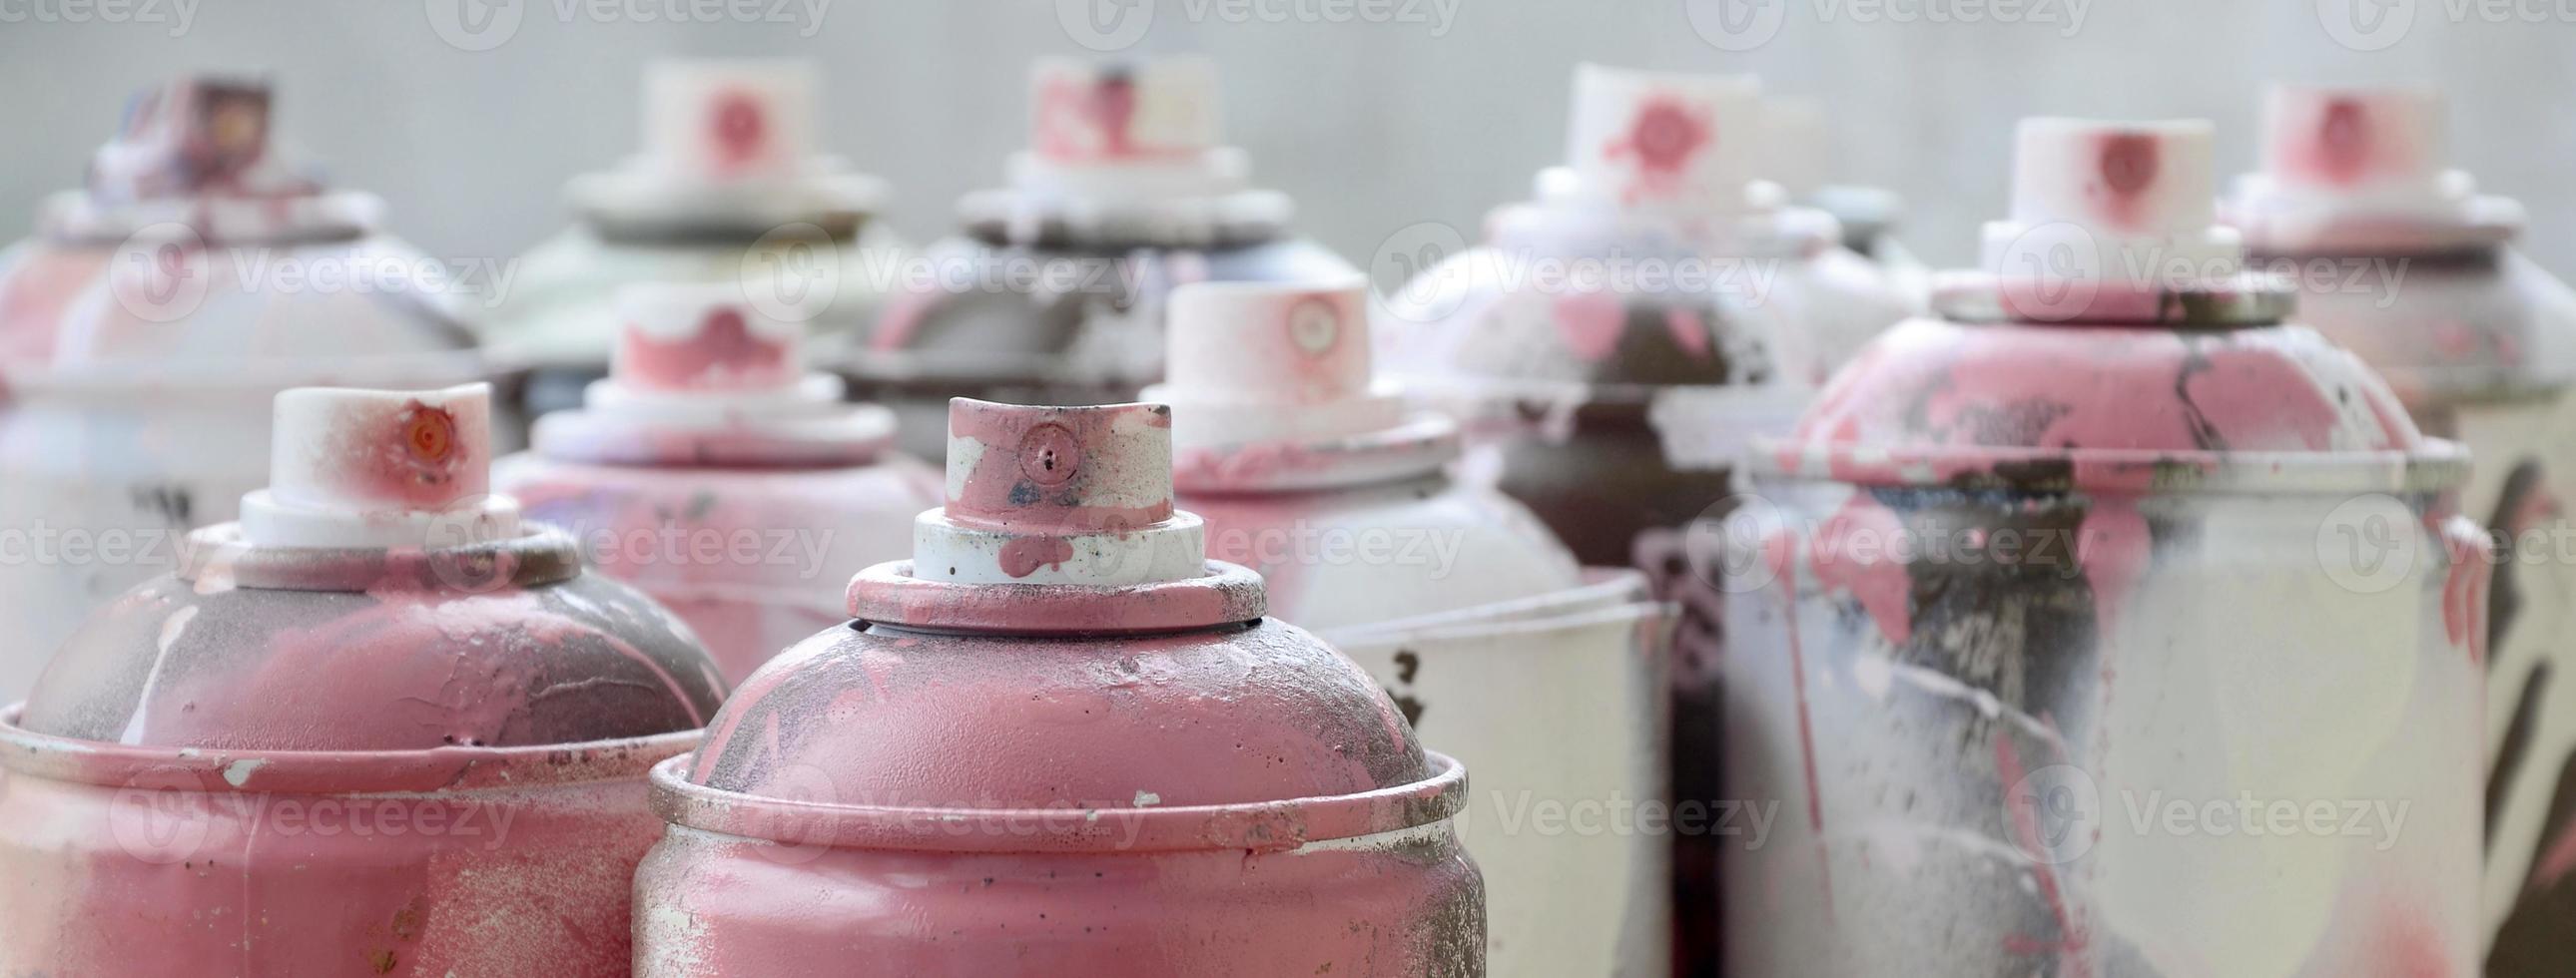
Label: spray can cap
xmin=1028 ymin=56 xmax=1222 ymax=164
xmin=1563 ymin=64 xmax=1766 ymax=214
xmin=240 ymin=383 xmax=520 ymax=549
xmin=1979 ymin=118 xmax=2241 ymax=281
xmin=910 ymin=399 xmax=1207 ymax=587
xmin=640 ymin=59 xmax=820 ymax=182
xmin=1149 ymin=276 xmax=1408 ymax=450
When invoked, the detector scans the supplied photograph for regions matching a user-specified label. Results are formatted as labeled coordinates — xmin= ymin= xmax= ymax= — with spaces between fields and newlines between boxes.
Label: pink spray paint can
xmin=1148 ymin=276 xmax=1674 ymax=976
xmin=1721 ymin=118 xmax=2484 ymax=976
xmin=488 ymin=59 xmax=902 ymax=425
xmin=633 ymin=398 xmax=1485 ymax=976
xmin=857 ymin=56 xmax=1358 ymax=462
xmin=0 ymin=382 xmax=727 ymax=976
xmin=2221 ymin=85 xmax=2576 ymax=974
xmin=0 ymin=75 xmax=493 ymax=700
xmin=1372 ymin=63 xmax=1913 ymax=974
xmin=494 ymin=282 xmax=942 ymax=684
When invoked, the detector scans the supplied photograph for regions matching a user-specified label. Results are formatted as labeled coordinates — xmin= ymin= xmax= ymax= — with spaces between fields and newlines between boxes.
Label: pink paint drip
xmin=1664 ymin=305 xmax=1712 ymax=360
xmin=1993 ymin=735 xmax=2092 ymax=975
xmin=1807 ymin=494 xmax=1912 ymax=646
xmin=1763 ymin=528 xmax=1834 ymax=913
xmin=1551 ymin=291 xmax=1625 ymax=362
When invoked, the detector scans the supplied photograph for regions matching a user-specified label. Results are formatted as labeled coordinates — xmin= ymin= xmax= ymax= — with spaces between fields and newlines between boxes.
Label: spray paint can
xmin=1147 ymin=276 xmax=1673 ymax=976
xmin=1373 ymin=63 xmax=1912 ymax=973
xmin=0 ymin=382 xmax=726 ymax=975
xmin=494 ymin=282 xmax=941 ymax=684
xmin=634 ymin=398 xmax=1484 ymax=976
xmin=2222 ymin=84 xmax=2576 ymax=974
xmin=0 ymin=75 xmax=489 ymax=700
xmin=487 ymin=59 xmax=901 ymax=423
xmin=1721 ymin=118 xmax=2484 ymax=976
xmin=860 ymin=56 xmax=1357 ymax=462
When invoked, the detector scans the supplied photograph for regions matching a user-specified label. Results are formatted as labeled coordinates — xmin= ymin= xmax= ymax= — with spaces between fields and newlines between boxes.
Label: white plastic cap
xmin=1564 ymin=64 xmax=1765 ymax=214
xmin=2260 ymin=85 xmax=2444 ymax=193
xmin=914 ymin=400 xmax=1205 ymax=586
xmin=641 ymin=59 xmax=819 ymax=181
xmin=1028 ymin=56 xmax=1221 ymax=163
xmin=1146 ymin=276 xmax=1404 ymax=449
xmin=611 ymin=282 xmax=806 ymax=393
xmin=1981 ymin=118 xmax=2242 ymax=278
xmin=240 ymin=384 xmax=520 ymax=549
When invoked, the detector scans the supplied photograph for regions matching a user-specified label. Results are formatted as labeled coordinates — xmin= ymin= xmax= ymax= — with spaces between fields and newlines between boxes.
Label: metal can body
xmin=860 ymin=233 xmax=1356 ymax=461
xmin=1717 ymin=315 xmax=2487 ymax=977
xmin=494 ymin=453 xmax=940 ymax=683
xmin=2267 ymin=245 xmax=2576 ymax=970
xmin=0 ymin=726 xmax=695 ymax=977
xmin=0 ymin=233 xmax=488 ymax=701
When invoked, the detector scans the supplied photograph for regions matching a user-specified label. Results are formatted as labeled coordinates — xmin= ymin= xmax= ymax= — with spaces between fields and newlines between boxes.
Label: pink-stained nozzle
xmin=2260 ymin=85 xmax=2442 ymax=191
xmin=1148 ymin=276 xmax=1408 ymax=449
xmin=87 ymin=75 xmax=311 ymax=202
xmin=240 ymin=383 xmax=520 ymax=549
xmin=642 ymin=58 xmax=818 ymax=181
xmin=1979 ymin=118 xmax=2242 ymax=279
xmin=1028 ymin=56 xmax=1220 ymax=164
xmin=1563 ymin=64 xmax=1764 ymax=213
xmin=611 ymin=282 xmax=804 ymax=393
xmin=912 ymin=399 xmax=1206 ymax=586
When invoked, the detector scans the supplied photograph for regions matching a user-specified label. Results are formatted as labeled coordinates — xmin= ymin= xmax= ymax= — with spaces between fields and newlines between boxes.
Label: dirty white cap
xmin=610 ymin=282 xmax=809 ymax=393
xmin=913 ymin=400 xmax=1204 ymax=587
xmin=1007 ymin=56 xmax=1247 ymax=204
xmin=1145 ymin=276 xmax=1404 ymax=449
xmin=2228 ymin=85 xmax=2504 ymax=245
xmin=1562 ymin=64 xmax=1765 ymax=215
xmin=1760 ymin=96 xmax=1830 ymax=198
xmin=239 ymin=383 xmax=520 ymax=549
xmin=1980 ymin=118 xmax=2241 ymax=280
xmin=640 ymin=59 xmax=820 ymax=182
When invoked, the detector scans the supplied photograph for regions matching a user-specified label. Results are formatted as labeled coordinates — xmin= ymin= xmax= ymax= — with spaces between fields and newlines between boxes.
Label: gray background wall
xmin=1 ymin=0 xmax=2570 ymax=276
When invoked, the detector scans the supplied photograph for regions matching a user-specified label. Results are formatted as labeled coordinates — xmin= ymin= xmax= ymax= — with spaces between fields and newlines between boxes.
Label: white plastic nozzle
xmin=240 ymin=383 xmax=520 ymax=549
xmin=1028 ymin=56 xmax=1221 ymax=164
xmin=914 ymin=400 xmax=1205 ymax=586
xmin=1145 ymin=276 xmax=1404 ymax=449
xmin=1563 ymin=64 xmax=1765 ymax=214
xmin=611 ymin=282 xmax=806 ymax=394
xmin=2260 ymin=85 xmax=2444 ymax=193
xmin=642 ymin=59 xmax=819 ymax=181
xmin=1981 ymin=118 xmax=2242 ymax=278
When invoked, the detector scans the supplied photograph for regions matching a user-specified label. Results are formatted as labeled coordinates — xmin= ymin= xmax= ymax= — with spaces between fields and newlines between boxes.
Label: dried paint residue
xmin=1602 ymin=94 xmax=1712 ymax=205
xmin=623 ymin=308 xmax=794 ymax=391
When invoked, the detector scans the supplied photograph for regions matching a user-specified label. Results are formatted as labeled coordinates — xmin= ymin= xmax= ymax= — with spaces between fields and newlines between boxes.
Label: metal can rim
xmin=646 ymin=749 xmax=1470 ymax=855
xmin=0 ymin=706 xmax=700 ymax=795
xmin=1745 ymin=436 xmax=2473 ymax=494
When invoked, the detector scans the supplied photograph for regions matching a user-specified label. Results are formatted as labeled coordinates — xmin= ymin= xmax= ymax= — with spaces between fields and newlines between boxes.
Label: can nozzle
xmin=88 ymin=75 xmax=312 ymax=202
xmin=1028 ymin=56 xmax=1221 ymax=165
xmin=639 ymin=59 xmax=819 ymax=182
xmin=239 ymin=383 xmax=520 ymax=549
xmin=1563 ymin=64 xmax=1765 ymax=214
xmin=1148 ymin=276 xmax=1404 ymax=449
xmin=1980 ymin=118 xmax=2241 ymax=281
xmin=913 ymin=399 xmax=1205 ymax=586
